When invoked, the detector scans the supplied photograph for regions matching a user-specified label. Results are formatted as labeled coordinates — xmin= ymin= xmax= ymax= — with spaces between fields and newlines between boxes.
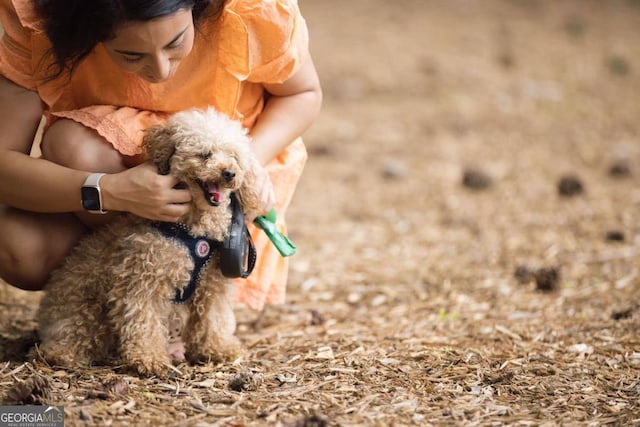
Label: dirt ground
xmin=1 ymin=0 xmax=640 ymax=425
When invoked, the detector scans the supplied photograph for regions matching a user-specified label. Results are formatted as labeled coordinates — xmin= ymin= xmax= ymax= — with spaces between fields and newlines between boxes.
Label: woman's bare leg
xmin=41 ymin=118 xmax=132 ymax=228
xmin=0 ymin=119 xmax=131 ymax=290
xmin=0 ymin=207 xmax=87 ymax=290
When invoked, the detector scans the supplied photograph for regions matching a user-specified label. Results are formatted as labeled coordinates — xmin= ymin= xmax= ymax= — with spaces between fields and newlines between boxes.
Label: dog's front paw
xmin=38 ymin=343 xmax=92 ymax=368
xmin=122 ymin=350 xmax=172 ymax=378
xmin=187 ymin=336 xmax=242 ymax=364
xmin=34 ymin=341 xmax=93 ymax=368
xmin=130 ymin=357 xmax=171 ymax=378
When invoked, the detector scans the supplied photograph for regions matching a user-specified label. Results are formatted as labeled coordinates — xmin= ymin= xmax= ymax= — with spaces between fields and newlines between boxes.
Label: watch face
xmin=81 ymin=187 xmax=101 ymax=211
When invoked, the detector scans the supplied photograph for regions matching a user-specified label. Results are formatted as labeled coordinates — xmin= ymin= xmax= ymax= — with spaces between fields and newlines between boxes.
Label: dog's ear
xmin=143 ymin=125 xmax=176 ymax=175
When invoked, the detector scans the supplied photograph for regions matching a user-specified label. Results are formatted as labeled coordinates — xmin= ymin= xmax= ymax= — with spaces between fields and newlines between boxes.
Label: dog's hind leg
xmin=184 ymin=283 xmax=241 ymax=364
xmin=37 ymin=291 xmax=111 ymax=368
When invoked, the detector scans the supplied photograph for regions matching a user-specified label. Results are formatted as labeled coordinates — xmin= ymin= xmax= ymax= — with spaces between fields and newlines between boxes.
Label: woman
xmin=0 ymin=0 xmax=322 ymax=310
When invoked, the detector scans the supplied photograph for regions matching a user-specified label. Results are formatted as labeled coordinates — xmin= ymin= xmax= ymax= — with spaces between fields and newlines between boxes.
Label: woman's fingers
xmin=158 ymin=202 xmax=191 ymax=222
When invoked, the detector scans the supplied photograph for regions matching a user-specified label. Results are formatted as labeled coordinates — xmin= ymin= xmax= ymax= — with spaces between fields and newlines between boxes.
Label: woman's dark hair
xmin=35 ymin=0 xmax=225 ymax=81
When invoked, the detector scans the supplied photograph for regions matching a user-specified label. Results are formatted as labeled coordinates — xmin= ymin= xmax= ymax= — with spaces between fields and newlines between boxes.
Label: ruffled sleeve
xmin=218 ymin=0 xmax=309 ymax=84
xmin=0 ymin=0 xmax=43 ymax=90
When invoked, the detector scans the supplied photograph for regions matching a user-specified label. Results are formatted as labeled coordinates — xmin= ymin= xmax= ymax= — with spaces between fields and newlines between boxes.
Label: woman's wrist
xmin=80 ymin=173 xmax=108 ymax=214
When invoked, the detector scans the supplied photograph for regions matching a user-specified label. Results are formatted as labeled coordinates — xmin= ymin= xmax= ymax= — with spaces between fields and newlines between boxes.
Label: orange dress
xmin=0 ymin=0 xmax=309 ymax=310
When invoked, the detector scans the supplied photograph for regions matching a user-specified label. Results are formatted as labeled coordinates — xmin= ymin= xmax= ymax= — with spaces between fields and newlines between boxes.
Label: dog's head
xmin=143 ymin=108 xmax=263 ymax=234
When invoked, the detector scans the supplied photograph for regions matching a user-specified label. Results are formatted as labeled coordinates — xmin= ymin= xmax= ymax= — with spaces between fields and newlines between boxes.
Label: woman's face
xmin=103 ymin=8 xmax=195 ymax=83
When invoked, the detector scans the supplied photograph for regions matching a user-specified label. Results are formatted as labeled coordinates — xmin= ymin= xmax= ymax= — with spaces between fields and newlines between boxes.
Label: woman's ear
xmin=143 ymin=125 xmax=176 ymax=175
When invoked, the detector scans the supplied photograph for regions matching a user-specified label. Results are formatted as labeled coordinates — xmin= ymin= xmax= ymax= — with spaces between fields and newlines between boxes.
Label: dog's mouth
xmin=197 ymin=180 xmax=224 ymax=206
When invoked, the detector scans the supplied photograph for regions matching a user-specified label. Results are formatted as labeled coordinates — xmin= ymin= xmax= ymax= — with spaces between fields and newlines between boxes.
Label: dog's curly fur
xmin=36 ymin=108 xmax=263 ymax=377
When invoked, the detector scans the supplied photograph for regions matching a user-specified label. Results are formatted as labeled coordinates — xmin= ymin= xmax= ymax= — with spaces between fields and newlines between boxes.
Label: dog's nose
xmin=222 ymin=169 xmax=236 ymax=182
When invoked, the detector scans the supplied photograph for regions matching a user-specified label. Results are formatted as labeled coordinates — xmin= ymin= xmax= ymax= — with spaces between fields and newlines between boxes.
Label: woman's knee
xmin=0 ymin=208 xmax=85 ymax=291
xmin=0 ymin=229 xmax=55 ymax=290
xmin=41 ymin=119 xmax=124 ymax=172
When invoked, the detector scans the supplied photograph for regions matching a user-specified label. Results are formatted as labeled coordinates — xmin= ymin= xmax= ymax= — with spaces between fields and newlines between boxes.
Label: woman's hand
xmin=100 ymin=162 xmax=192 ymax=222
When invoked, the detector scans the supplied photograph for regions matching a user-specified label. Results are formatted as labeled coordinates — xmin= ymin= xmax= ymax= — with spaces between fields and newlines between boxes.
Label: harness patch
xmin=195 ymin=240 xmax=211 ymax=258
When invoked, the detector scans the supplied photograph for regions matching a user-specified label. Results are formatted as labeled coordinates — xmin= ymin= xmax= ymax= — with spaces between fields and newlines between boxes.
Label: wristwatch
xmin=81 ymin=173 xmax=108 ymax=214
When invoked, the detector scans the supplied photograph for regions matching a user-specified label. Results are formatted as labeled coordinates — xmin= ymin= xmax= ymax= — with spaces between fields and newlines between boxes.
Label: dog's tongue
xmin=206 ymin=181 xmax=223 ymax=204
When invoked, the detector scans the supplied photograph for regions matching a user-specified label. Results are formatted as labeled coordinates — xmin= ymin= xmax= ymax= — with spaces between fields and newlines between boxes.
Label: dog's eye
xmin=199 ymin=152 xmax=212 ymax=161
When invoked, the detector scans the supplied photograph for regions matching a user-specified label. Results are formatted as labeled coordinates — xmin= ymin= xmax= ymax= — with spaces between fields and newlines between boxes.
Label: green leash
xmin=254 ymin=209 xmax=296 ymax=257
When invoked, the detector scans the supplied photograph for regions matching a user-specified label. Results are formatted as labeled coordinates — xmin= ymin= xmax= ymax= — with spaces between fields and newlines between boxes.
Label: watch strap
xmin=84 ymin=172 xmax=105 ymax=188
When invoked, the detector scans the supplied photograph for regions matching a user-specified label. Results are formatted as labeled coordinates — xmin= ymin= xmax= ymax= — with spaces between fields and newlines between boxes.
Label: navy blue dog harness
xmin=152 ymin=222 xmax=220 ymax=304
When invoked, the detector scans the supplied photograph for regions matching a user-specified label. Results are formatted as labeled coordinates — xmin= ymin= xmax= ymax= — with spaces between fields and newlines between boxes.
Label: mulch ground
xmin=2 ymin=0 xmax=640 ymax=425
